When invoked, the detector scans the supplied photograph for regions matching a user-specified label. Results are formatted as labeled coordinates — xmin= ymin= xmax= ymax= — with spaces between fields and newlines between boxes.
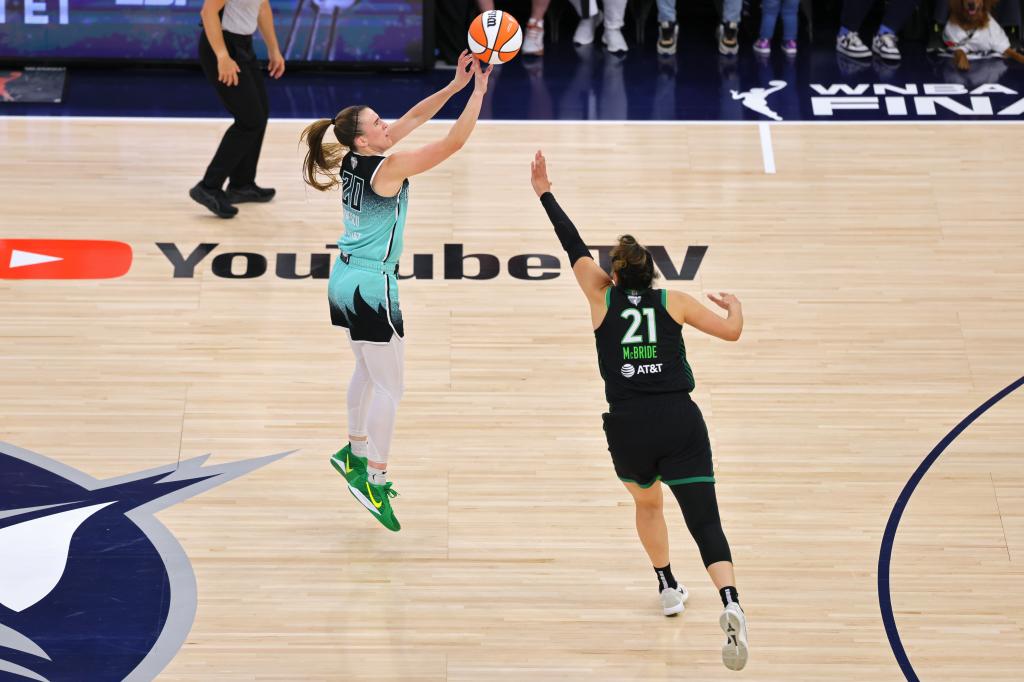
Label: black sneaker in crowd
xmin=226 ymin=184 xmax=276 ymax=204
xmin=658 ymin=21 xmax=679 ymax=55
xmin=1007 ymin=25 xmax=1024 ymax=52
xmin=189 ymin=182 xmax=238 ymax=219
xmin=926 ymin=23 xmax=945 ymax=53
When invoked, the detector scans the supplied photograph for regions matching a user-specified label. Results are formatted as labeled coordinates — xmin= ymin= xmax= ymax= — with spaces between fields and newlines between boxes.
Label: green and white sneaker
xmin=345 ymin=470 xmax=401 ymax=532
xmin=329 ymin=443 xmax=367 ymax=484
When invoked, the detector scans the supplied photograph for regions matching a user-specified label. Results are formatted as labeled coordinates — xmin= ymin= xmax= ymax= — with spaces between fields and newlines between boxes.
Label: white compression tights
xmin=346 ymin=333 xmax=405 ymax=466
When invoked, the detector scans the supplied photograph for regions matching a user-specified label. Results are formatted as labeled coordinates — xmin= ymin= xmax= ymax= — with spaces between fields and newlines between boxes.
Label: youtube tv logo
xmin=0 ymin=240 xmax=133 ymax=279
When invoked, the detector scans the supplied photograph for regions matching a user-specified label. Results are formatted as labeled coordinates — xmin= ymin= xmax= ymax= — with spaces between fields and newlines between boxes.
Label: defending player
xmin=530 ymin=150 xmax=749 ymax=671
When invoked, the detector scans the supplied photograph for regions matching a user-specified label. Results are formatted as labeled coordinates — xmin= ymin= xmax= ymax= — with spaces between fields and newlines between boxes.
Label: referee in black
xmin=190 ymin=0 xmax=285 ymax=218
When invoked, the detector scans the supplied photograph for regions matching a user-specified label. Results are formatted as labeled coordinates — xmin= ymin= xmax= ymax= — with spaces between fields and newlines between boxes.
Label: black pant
xmin=435 ymin=0 xmax=477 ymax=64
xmin=198 ymin=30 xmax=269 ymax=189
xmin=841 ymin=0 xmax=919 ymax=32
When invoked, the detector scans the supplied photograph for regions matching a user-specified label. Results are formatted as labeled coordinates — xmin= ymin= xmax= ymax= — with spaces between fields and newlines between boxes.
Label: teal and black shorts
xmin=601 ymin=392 xmax=715 ymax=488
xmin=328 ymin=255 xmax=404 ymax=343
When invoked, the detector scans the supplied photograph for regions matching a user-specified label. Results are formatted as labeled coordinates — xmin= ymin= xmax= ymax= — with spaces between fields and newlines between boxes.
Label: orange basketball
xmin=467 ymin=11 xmax=523 ymax=64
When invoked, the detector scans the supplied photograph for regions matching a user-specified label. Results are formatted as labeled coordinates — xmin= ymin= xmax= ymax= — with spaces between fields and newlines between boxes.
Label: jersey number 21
xmin=621 ymin=308 xmax=657 ymax=344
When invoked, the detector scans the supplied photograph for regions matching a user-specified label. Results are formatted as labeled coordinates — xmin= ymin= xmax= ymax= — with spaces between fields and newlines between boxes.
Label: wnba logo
xmin=621 ymin=364 xmax=636 ymax=378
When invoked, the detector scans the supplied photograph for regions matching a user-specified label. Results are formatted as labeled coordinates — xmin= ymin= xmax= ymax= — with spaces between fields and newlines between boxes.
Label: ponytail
xmin=300 ymin=104 xmax=367 ymax=192
xmin=610 ymin=234 xmax=657 ymax=290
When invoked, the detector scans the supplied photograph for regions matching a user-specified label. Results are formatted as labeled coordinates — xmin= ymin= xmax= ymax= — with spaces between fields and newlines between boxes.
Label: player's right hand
xmin=217 ymin=54 xmax=241 ymax=87
xmin=451 ymin=51 xmax=474 ymax=90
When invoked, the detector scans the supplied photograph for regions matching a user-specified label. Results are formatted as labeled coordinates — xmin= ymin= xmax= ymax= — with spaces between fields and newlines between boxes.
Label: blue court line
xmin=878 ymin=375 xmax=1024 ymax=682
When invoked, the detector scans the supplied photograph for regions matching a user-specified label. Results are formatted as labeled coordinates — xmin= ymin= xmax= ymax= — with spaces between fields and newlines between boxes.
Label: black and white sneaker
xmin=226 ymin=184 xmax=276 ymax=204
xmin=717 ymin=21 xmax=739 ymax=55
xmin=720 ymin=602 xmax=749 ymax=671
xmin=659 ymin=585 xmax=689 ymax=616
xmin=836 ymin=31 xmax=871 ymax=59
xmin=872 ymin=32 xmax=902 ymax=61
xmin=189 ymin=182 xmax=238 ymax=219
xmin=657 ymin=21 xmax=679 ymax=55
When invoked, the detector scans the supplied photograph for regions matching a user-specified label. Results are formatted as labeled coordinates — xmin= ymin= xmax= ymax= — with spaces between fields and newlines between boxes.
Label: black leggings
xmin=841 ymin=0 xmax=919 ymax=33
xmin=669 ymin=482 xmax=733 ymax=568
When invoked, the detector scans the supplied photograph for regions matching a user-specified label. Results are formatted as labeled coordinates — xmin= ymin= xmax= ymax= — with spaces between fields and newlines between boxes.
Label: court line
xmin=758 ymin=123 xmax=776 ymax=174
xmin=3 ymin=115 xmax=1024 ymax=126
xmin=878 ymin=375 xmax=1024 ymax=682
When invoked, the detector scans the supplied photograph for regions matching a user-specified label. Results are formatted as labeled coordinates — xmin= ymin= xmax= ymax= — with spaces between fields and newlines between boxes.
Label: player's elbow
xmin=722 ymin=327 xmax=742 ymax=342
xmin=443 ymin=136 xmax=466 ymax=154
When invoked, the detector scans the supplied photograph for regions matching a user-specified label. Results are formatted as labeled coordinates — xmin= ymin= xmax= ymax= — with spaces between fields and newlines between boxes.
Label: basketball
xmin=467 ymin=10 xmax=523 ymax=64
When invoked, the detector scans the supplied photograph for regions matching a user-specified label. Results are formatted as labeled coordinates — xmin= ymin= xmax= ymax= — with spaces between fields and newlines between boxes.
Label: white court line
xmin=759 ymin=122 xmax=776 ymax=175
xmin=3 ymin=115 xmax=1024 ymax=125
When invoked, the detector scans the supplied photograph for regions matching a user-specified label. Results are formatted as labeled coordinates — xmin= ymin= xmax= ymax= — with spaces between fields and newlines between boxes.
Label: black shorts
xmin=602 ymin=393 xmax=714 ymax=488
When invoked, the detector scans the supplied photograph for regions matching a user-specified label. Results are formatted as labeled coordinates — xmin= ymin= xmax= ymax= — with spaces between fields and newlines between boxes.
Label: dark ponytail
xmin=610 ymin=234 xmax=656 ymax=290
xmin=300 ymin=104 xmax=367 ymax=191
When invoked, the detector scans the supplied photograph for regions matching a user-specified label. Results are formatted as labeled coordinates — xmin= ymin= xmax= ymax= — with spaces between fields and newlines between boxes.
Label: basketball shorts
xmin=328 ymin=258 xmax=405 ymax=343
xmin=601 ymin=393 xmax=715 ymax=488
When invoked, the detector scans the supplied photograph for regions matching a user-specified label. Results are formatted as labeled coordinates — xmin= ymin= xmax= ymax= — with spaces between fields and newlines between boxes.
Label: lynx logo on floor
xmin=0 ymin=442 xmax=289 ymax=680
xmin=810 ymin=82 xmax=1024 ymax=117
xmin=157 ymin=243 xmax=708 ymax=281
xmin=0 ymin=240 xmax=132 ymax=279
xmin=733 ymin=81 xmax=787 ymax=121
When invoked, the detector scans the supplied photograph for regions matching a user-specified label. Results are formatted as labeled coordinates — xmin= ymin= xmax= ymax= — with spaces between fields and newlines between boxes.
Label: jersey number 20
xmin=621 ymin=308 xmax=657 ymax=344
xmin=341 ymin=171 xmax=364 ymax=212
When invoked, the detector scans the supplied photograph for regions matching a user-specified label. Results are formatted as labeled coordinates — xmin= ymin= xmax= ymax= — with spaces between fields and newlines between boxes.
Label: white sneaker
xmin=720 ymin=602 xmax=749 ymax=671
xmin=523 ymin=19 xmax=544 ymax=56
xmin=602 ymin=27 xmax=629 ymax=54
xmin=872 ymin=32 xmax=902 ymax=61
xmin=660 ymin=585 xmax=689 ymax=616
xmin=836 ymin=31 xmax=871 ymax=59
xmin=573 ymin=12 xmax=601 ymax=45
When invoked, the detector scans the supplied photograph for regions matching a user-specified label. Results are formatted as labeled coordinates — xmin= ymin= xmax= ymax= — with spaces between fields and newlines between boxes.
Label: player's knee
xmin=371 ymin=377 xmax=404 ymax=405
xmin=692 ymin=521 xmax=732 ymax=567
xmin=634 ymin=495 xmax=662 ymax=513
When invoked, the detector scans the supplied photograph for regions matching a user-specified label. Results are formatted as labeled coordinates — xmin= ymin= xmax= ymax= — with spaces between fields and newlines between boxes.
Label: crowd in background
xmin=437 ymin=0 xmax=1024 ymax=64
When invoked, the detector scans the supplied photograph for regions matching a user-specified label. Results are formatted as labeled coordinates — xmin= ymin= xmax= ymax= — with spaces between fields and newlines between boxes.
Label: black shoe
xmin=226 ymin=184 xmax=276 ymax=204
xmin=1007 ymin=25 xmax=1024 ymax=52
xmin=189 ymin=182 xmax=238 ymax=219
xmin=926 ymin=23 xmax=944 ymax=53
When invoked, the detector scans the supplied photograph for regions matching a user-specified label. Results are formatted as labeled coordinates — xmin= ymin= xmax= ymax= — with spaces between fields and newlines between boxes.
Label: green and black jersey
xmin=594 ymin=286 xmax=695 ymax=404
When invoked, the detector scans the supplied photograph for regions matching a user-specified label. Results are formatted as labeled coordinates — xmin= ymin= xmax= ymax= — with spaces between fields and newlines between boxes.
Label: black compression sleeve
xmin=540 ymin=192 xmax=591 ymax=266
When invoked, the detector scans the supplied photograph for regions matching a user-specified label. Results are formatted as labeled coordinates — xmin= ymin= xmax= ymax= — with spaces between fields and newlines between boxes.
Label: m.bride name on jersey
xmin=810 ymin=82 xmax=1024 ymax=116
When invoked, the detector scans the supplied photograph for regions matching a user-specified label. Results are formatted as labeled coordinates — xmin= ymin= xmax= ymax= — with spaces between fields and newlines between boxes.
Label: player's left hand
xmin=268 ymin=50 xmax=286 ymax=79
xmin=530 ymin=149 xmax=551 ymax=197
xmin=451 ymin=51 xmax=474 ymax=90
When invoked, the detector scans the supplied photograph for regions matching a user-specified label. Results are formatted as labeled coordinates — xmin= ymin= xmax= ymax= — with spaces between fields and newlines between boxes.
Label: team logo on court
xmin=0 ymin=442 xmax=289 ymax=680
xmin=731 ymin=81 xmax=787 ymax=121
xmin=621 ymin=363 xmax=636 ymax=378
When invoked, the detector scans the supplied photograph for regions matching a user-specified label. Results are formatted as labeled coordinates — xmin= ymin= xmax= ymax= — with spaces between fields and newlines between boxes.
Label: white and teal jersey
xmin=337 ymin=152 xmax=409 ymax=265
xmin=328 ymin=152 xmax=409 ymax=342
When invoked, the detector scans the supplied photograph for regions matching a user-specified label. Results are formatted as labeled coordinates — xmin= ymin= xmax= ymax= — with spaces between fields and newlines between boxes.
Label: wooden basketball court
xmin=1 ymin=117 xmax=1021 ymax=680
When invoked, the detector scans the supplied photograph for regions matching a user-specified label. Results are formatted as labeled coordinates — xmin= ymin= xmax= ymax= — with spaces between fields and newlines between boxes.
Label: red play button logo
xmin=0 ymin=240 xmax=132 ymax=279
